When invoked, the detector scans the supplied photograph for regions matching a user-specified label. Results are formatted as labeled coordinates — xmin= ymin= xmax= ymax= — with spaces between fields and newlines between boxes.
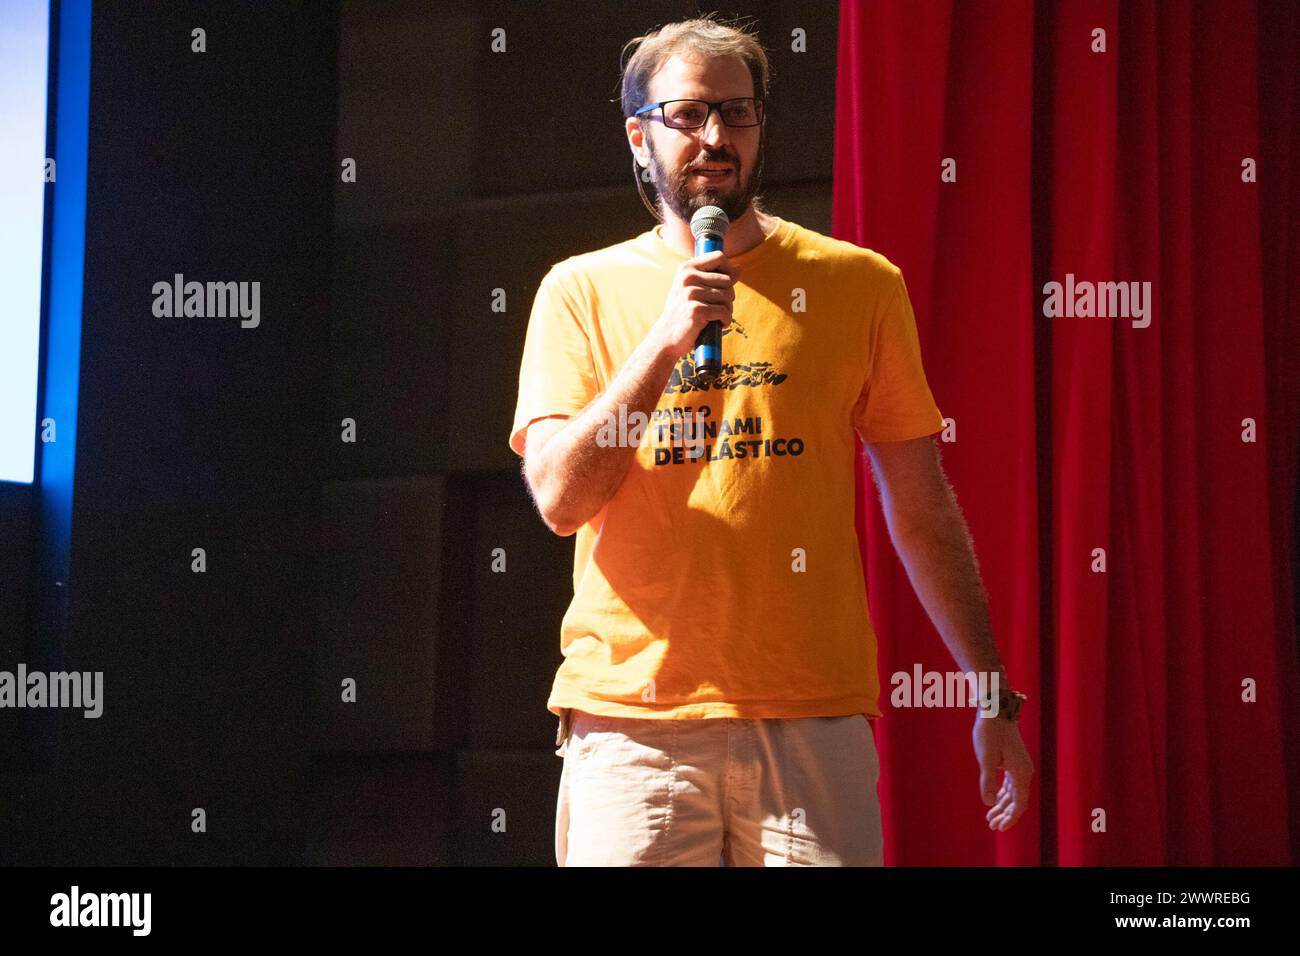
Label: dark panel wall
xmin=0 ymin=2 xmax=338 ymax=865
xmin=0 ymin=482 xmax=33 ymax=779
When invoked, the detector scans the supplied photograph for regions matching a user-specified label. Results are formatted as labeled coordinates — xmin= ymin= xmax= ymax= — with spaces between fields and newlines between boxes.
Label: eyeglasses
xmin=633 ymin=97 xmax=764 ymax=129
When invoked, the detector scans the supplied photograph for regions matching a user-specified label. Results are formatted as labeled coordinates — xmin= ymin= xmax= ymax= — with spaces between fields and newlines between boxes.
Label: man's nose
xmin=700 ymin=109 xmax=730 ymax=146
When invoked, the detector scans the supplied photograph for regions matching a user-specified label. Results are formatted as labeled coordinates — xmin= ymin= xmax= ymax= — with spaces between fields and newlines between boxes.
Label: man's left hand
xmin=972 ymin=715 xmax=1033 ymax=831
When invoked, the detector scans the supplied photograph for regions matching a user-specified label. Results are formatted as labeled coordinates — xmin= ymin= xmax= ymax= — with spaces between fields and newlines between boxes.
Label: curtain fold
xmin=836 ymin=0 xmax=1299 ymax=865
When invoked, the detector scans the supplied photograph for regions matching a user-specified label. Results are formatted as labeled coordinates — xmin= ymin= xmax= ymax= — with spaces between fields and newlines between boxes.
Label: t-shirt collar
xmin=647 ymin=214 xmax=789 ymax=268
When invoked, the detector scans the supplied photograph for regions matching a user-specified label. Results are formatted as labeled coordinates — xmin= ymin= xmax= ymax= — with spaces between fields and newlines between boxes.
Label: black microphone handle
xmin=693 ymin=320 xmax=721 ymax=383
xmin=691 ymin=230 xmax=726 ymax=382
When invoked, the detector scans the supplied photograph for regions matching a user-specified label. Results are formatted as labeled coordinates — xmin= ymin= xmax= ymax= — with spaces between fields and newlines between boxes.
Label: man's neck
xmin=657 ymin=207 xmax=774 ymax=259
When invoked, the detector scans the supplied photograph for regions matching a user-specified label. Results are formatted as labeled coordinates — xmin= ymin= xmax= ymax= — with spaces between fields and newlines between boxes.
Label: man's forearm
xmin=885 ymin=492 xmax=1008 ymax=683
xmin=534 ymin=331 xmax=680 ymax=534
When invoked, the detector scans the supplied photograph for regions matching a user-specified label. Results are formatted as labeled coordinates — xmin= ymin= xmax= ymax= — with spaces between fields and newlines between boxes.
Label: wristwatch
xmin=996 ymin=686 xmax=1027 ymax=722
xmin=972 ymin=682 xmax=1028 ymax=721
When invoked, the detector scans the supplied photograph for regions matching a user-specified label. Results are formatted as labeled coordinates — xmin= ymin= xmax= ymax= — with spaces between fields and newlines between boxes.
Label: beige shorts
xmin=554 ymin=707 xmax=883 ymax=866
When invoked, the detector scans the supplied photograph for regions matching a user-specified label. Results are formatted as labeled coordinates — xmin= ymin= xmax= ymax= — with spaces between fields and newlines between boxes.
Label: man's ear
xmin=626 ymin=118 xmax=649 ymax=165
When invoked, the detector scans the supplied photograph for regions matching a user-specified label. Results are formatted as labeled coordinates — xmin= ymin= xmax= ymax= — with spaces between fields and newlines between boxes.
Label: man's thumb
xmin=980 ymin=766 xmax=997 ymax=806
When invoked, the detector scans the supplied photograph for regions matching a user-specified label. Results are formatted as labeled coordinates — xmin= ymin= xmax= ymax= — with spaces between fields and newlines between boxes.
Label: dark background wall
xmin=0 ymin=1 xmax=338 ymax=865
xmin=0 ymin=0 xmax=840 ymax=865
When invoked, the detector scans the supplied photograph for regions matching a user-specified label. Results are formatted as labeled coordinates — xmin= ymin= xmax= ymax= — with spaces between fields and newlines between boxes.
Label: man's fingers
xmin=988 ymin=796 xmax=1018 ymax=829
xmin=985 ymin=788 xmax=1012 ymax=821
xmin=991 ymin=796 xmax=1025 ymax=831
xmin=987 ymin=768 xmax=1030 ymax=830
xmin=986 ymin=785 xmax=1011 ymax=812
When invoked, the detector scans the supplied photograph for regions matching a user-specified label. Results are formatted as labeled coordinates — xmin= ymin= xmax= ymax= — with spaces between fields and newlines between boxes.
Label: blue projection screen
xmin=0 ymin=0 xmax=50 ymax=484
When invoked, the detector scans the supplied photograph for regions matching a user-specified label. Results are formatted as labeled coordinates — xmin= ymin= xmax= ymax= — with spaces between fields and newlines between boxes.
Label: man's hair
xmin=619 ymin=13 xmax=771 ymax=121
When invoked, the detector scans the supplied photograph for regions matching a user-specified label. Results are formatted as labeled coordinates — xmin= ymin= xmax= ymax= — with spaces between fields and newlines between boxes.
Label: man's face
xmin=633 ymin=54 xmax=765 ymax=225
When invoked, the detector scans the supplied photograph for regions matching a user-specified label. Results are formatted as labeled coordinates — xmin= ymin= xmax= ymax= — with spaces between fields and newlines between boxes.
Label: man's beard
xmin=648 ymin=131 xmax=765 ymax=226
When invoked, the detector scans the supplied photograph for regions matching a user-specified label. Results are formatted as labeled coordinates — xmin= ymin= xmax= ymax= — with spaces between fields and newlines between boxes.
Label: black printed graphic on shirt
xmin=662 ymin=320 xmax=789 ymax=395
xmin=652 ymin=322 xmax=803 ymax=466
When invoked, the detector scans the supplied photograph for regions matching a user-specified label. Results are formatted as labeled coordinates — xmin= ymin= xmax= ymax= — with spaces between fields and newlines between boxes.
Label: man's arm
xmin=522 ymin=331 xmax=679 ymax=537
xmin=863 ymin=434 xmax=1004 ymax=680
xmin=520 ymin=250 xmax=740 ymax=537
xmin=863 ymin=433 xmax=1033 ymax=830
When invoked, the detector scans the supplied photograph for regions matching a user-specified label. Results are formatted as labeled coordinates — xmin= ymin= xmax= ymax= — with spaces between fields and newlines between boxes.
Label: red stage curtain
xmin=835 ymin=0 xmax=1299 ymax=865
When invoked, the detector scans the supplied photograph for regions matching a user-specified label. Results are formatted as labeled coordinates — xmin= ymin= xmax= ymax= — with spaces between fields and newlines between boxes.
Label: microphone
xmin=690 ymin=205 xmax=730 ymax=384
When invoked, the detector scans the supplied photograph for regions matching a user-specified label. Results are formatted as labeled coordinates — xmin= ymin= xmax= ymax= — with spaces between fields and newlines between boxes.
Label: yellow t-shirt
xmin=509 ymin=216 xmax=944 ymax=720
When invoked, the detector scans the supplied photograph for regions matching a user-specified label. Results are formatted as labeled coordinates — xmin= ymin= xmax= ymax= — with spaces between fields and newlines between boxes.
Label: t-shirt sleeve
xmin=508 ymin=266 xmax=601 ymax=457
xmin=852 ymin=267 xmax=946 ymax=443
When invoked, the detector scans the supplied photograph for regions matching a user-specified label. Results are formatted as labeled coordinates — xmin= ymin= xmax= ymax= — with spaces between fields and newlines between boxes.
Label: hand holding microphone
xmin=652 ymin=205 xmax=737 ymax=382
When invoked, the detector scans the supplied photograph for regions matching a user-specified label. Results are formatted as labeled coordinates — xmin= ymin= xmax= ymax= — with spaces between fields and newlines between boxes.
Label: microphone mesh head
xmin=690 ymin=205 xmax=730 ymax=239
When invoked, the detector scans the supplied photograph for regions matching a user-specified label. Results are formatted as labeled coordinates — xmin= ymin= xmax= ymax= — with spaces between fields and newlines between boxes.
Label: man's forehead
xmin=648 ymin=54 xmax=753 ymax=100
